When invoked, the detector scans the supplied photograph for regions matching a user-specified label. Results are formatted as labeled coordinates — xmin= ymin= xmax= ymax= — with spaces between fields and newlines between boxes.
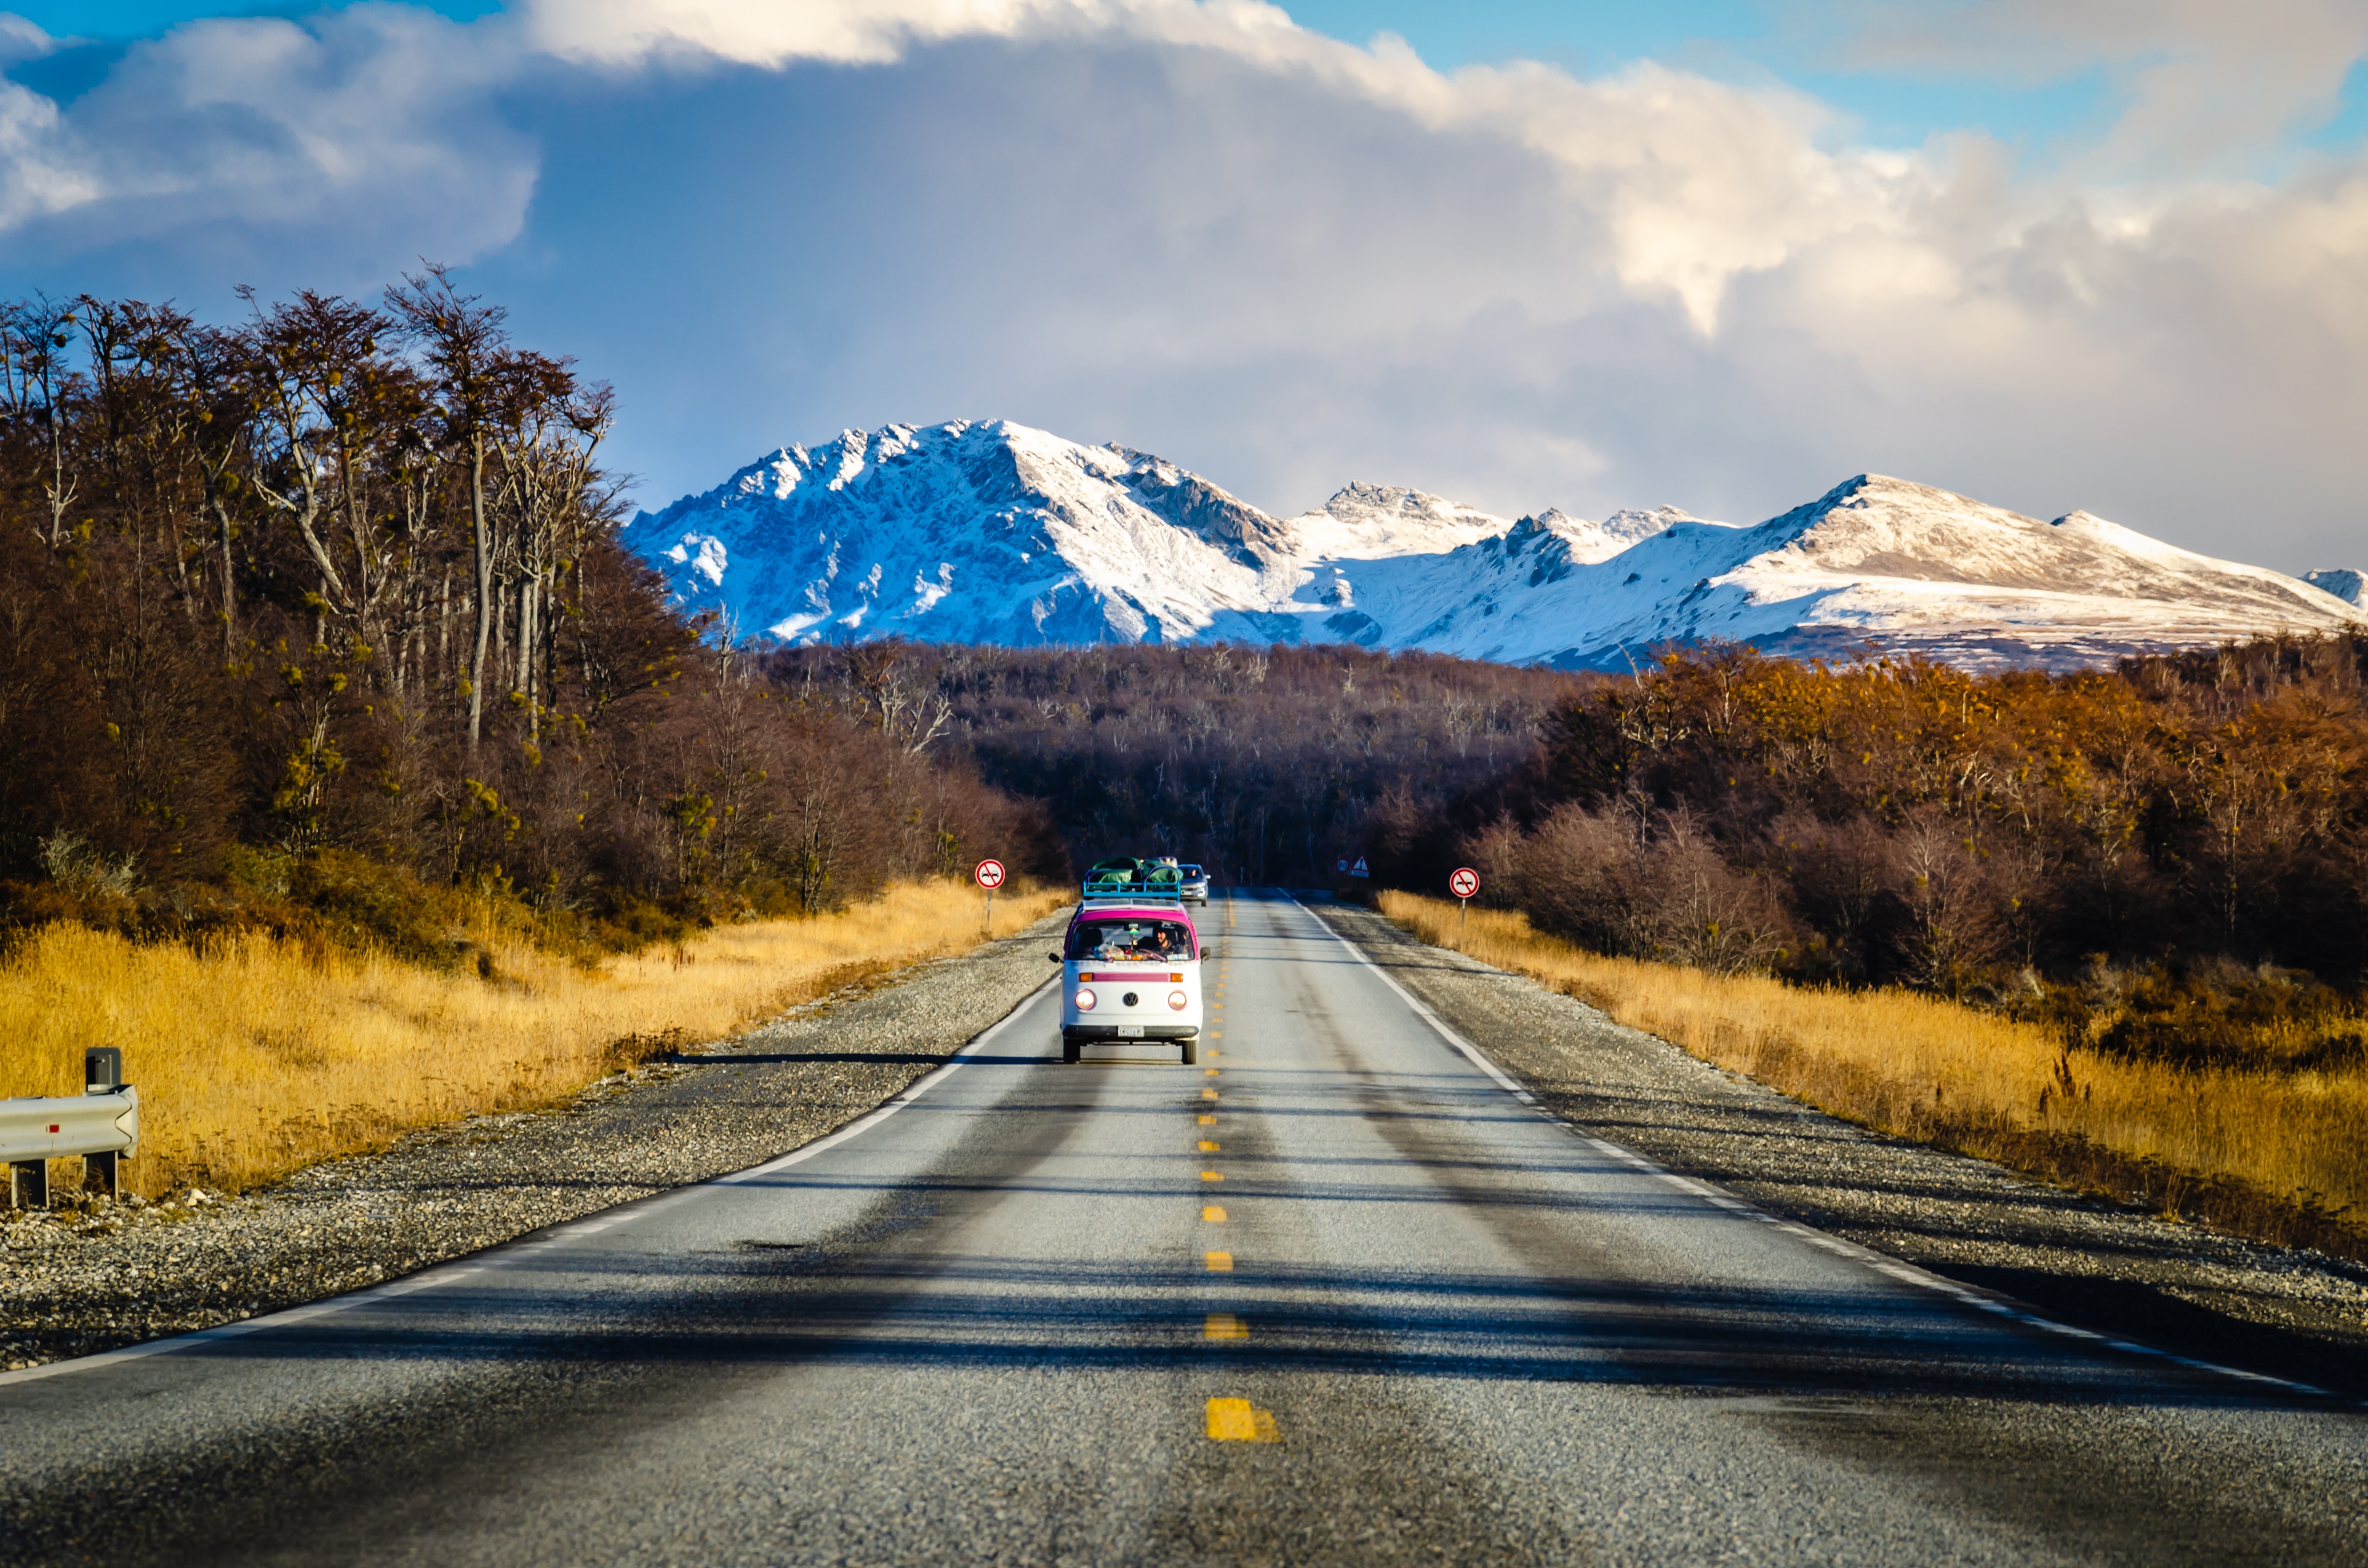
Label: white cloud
xmin=1831 ymin=0 xmax=2368 ymax=172
xmin=0 ymin=6 xmax=535 ymax=289
xmin=0 ymin=0 xmax=2362 ymax=573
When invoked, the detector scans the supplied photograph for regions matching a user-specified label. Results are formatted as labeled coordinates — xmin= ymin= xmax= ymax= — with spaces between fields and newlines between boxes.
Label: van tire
xmin=1062 ymin=1035 xmax=1082 ymax=1065
xmin=1180 ymin=1036 xmax=1198 ymax=1066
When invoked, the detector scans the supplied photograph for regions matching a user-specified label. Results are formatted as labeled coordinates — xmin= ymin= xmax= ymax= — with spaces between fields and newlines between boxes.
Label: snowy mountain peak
xmin=629 ymin=421 xmax=2367 ymax=670
xmin=2306 ymin=568 xmax=2363 ymax=605
xmin=1542 ymin=503 xmax=1702 ymax=564
xmin=1319 ymin=480 xmax=1496 ymax=531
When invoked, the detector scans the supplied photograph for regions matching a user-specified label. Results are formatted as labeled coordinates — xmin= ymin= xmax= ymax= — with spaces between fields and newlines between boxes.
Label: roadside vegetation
xmin=1383 ymin=891 xmax=2368 ymax=1260
xmin=0 ymin=282 xmax=1061 ymax=955
xmin=0 ymin=281 xmax=1064 ymax=1200
xmin=1399 ymin=638 xmax=2368 ymax=990
xmin=2 ymin=879 xmax=1066 ymax=1198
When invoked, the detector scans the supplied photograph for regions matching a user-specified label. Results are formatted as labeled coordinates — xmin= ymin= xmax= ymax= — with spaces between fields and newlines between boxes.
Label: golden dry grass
xmin=1381 ymin=891 xmax=2368 ymax=1243
xmin=1 ymin=881 xmax=1068 ymax=1198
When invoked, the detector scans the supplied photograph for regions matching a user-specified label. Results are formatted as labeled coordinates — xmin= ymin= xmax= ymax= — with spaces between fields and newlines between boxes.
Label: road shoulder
xmin=1307 ymin=896 xmax=2368 ymax=1402
xmin=1 ymin=911 xmax=1069 ymax=1372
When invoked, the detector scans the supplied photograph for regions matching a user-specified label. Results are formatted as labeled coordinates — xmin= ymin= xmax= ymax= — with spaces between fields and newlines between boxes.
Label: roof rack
xmin=1081 ymin=868 xmax=1184 ymax=901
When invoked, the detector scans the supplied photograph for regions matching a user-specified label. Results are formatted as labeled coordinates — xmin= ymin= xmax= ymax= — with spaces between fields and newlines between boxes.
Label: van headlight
xmin=1169 ymin=990 xmax=1189 ymax=1010
xmin=1073 ymin=988 xmax=1096 ymax=1011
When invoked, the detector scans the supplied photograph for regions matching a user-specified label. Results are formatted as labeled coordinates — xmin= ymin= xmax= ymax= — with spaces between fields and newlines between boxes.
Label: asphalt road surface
xmin=4 ymin=890 xmax=2364 ymax=1566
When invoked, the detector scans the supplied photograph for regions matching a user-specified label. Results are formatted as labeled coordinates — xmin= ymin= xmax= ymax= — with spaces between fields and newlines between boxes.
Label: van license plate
xmin=1118 ymin=1026 xmax=1145 ymax=1038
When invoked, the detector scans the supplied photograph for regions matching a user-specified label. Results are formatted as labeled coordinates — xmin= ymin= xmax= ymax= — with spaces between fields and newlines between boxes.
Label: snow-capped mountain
xmin=628 ymin=420 xmax=2366 ymax=670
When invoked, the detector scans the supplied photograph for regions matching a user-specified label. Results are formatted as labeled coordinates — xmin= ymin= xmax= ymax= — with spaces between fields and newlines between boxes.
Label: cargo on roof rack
xmin=1081 ymin=856 xmax=1184 ymax=902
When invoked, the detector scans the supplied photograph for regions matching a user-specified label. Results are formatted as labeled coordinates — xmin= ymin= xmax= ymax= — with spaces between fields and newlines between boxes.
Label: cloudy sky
xmin=1 ymin=1 xmax=2363 ymax=571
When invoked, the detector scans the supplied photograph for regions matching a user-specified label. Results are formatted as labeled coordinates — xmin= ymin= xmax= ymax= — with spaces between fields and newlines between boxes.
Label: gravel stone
xmin=1310 ymin=897 xmax=2368 ymax=1402
xmin=0 ymin=913 xmax=1069 ymax=1372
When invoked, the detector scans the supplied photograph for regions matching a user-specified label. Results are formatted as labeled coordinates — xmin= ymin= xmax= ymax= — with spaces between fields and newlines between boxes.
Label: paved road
xmin=4 ymin=891 xmax=2364 ymax=1566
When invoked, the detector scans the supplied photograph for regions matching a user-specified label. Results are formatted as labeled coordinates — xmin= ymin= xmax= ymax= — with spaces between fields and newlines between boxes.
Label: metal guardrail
xmin=5 ymin=1048 xmax=137 ymax=1208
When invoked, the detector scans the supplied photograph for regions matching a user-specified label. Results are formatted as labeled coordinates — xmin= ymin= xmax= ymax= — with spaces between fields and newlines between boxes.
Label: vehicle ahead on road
xmin=1052 ymin=890 xmax=1202 ymax=1064
xmin=1177 ymin=864 xmax=1209 ymax=903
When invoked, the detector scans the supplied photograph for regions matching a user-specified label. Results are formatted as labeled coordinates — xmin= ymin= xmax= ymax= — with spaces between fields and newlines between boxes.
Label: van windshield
xmin=1067 ymin=917 xmax=1196 ymax=963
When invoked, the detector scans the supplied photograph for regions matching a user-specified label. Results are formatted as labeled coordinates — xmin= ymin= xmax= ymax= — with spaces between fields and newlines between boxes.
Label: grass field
xmin=1381 ymin=891 xmax=2368 ymax=1257
xmin=1 ymin=881 xmax=1068 ymax=1198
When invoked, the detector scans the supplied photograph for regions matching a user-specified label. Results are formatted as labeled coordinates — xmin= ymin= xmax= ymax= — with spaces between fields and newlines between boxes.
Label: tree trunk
xmin=468 ymin=430 xmax=491 ymax=748
xmin=213 ymin=495 xmax=236 ymax=652
xmin=516 ymin=571 xmax=539 ymax=742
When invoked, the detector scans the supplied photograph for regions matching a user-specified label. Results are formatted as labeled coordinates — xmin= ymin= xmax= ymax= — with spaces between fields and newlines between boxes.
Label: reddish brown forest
xmin=1368 ymin=640 xmax=2368 ymax=1066
xmin=0 ymin=284 xmax=1053 ymax=957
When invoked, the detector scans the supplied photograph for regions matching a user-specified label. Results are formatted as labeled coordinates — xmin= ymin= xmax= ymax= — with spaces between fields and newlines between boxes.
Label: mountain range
xmin=627 ymin=420 xmax=2366 ymax=670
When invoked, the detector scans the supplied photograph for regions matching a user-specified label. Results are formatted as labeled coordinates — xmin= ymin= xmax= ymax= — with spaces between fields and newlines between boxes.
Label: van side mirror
xmin=1048 ymin=952 xmax=1063 ymax=962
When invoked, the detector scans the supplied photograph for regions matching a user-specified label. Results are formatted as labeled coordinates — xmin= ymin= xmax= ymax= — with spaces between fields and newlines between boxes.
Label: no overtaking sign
xmin=974 ymin=859 xmax=1007 ymax=890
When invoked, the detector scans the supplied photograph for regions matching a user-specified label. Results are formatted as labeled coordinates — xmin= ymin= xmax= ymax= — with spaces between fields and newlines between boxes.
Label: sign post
xmin=1449 ymin=866 xmax=1479 ymax=935
xmin=974 ymin=858 xmax=1006 ymax=933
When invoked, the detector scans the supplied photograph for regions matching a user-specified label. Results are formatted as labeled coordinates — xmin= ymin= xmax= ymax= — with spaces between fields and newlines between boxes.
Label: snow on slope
xmin=629 ymin=421 xmax=1304 ymax=646
xmin=629 ymin=422 xmax=2366 ymax=670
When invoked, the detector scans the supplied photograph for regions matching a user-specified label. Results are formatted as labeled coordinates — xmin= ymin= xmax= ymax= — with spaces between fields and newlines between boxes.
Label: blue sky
xmin=24 ymin=0 xmax=2360 ymax=165
xmin=0 ymin=1 xmax=2364 ymax=571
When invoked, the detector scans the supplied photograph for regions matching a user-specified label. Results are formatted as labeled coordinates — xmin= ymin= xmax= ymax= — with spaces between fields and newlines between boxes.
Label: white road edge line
xmin=0 ymin=973 xmax=1059 ymax=1389
xmin=711 ymin=974 xmax=1055 ymax=1187
xmin=1288 ymin=892 xmax=2344 ymax=1406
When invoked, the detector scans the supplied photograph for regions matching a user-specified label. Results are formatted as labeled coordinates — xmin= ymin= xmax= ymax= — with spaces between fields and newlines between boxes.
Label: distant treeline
xmin=761 ymin=641 xmax=1580 ymax=888
xmin=0 ymin=284 xmax=1053 ymax=956
xmin=770 ymin=633 xmax=2368 ymax=988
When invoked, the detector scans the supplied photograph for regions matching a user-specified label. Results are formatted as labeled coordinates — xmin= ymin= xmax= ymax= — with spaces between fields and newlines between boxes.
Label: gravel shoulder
xmin=1 ymin=912 xmax=1070 ymax=1372
xmin=1309 ymin=896 xmax=2368 ymax=1404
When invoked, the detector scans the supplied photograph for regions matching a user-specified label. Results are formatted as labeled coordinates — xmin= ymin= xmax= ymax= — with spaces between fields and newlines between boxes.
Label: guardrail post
xmin=82 ymin=1048 xmax=124 ymax=1201
xmin=10 ymin=1160 xmax=45 ymax=1210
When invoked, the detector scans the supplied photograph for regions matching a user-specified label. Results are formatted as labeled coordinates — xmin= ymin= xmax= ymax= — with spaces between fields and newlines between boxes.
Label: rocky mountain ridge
xmin=627 ymin=420 xmax=2366 ymax=670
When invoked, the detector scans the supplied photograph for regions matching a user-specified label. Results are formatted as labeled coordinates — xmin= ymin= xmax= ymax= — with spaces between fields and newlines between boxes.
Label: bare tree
xmin=386 ymin=265 xmax=510 ymax=748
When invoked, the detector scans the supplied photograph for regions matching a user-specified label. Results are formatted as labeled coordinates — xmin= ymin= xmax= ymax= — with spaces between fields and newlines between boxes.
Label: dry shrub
xmin=1464 ymin=799 xmax=1790 ymax=974
xmin=0 ymin=881 xmax=1067 ymax=1197
xmin=1381 ymin=889 xmax=2368 ymax=1260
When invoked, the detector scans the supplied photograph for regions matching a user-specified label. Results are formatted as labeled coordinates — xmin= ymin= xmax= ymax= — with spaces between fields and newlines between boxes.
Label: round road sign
xmin=974 ymin=858 xmax=1007 ymax=890
xmin=1449 ymin=867 xmax=1479 ymax=899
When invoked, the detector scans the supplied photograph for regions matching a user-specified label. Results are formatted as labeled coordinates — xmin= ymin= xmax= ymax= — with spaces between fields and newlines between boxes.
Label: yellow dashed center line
xmin=1205 ymin=1397 xmax=1279 ymax=1442
xmin=1194 ymin=933 xmax=1249 ymax=1392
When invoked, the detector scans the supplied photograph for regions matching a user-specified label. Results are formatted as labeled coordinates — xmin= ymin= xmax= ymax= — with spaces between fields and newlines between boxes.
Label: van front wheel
xmin=1180 ymin=1036 xmax=1198 ymax=1066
